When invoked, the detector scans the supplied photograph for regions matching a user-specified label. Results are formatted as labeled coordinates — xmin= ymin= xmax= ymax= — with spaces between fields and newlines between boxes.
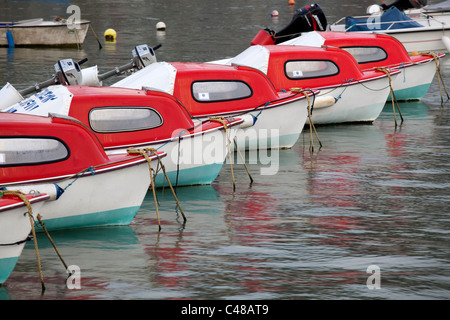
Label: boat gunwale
xmin=0 ymin=20 xmax=91 ymax=29
xmin=1 ymin=151 xmax=166 ymax=187
xmin=0 ymin=193 xmax=50 ymax=213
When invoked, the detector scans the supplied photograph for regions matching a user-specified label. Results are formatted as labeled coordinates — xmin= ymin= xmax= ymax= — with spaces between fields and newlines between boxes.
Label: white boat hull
xmin=330 ymin=11 xmax=450 ymax=53
xmin=388 ymin=57 xmax=439 ymax=100
xmin=233 ymin=98 xmax=308 ymax=150
xmin=0 ymin=194 xmax=48 ymax=285
xmin=0 ymin=20 xmax=90 ymax=47
xmin=5 ymin=159 xmax=152 ymax=232
xmin=106 ymin=124 xmax=238 ymax=188
xmin=310 ymin=75 xmax=394 ymax=124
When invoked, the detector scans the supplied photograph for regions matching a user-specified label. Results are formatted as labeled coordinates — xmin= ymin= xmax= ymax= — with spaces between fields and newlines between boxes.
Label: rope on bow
xmin=375 ymin=67 xmax=404 ymax=127
xmin=209 ymin=117 xmax=236 ymax=192
xmin=1 ymin=190 xmax=45 ymax=291
xmin=127 ymin=148 xmax=186 ymax=230
xmin=421 ymin=51 xmax=449 ymax=105
xmin=290 ymin=88 xmax=322 ymax=152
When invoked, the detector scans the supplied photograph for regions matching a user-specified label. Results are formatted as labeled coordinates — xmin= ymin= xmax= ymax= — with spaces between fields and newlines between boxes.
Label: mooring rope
xmin=209 ymin=116 xmax=254 ymax=190
xmin=209 ymin=116 xmax=236 ymax=191
xmin=36 ymin=214 xmax=68 ymax=271
xmin=375 ymin=67 xmax=404 ymax=127
xmin=421 ymin=51 xmax=449 ymax=105
xmin=233 ymin=137 xmax=254 ymax=185
xmin=289 ymin=88 xmax=322 ymax=152
xmin=1 ymin=190 xmax=45 ymax=291
xmin=137 ymin=148 xmax=185 ymax=221
xmin=126 ymin=148 xmax=162 ymax=230
xmin=127 ymin=148 xmax=187 ymax=230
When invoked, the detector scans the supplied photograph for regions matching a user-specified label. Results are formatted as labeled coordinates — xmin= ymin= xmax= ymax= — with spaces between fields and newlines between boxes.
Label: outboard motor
xmin=54 ymin=58 xmax=84 ymax=85
xmin=251 ymin=4 xmax=327 ymax=45
xmin=381 ymin=0 xmax=427 ymax=11
xmin=275 ymin=4 xmax=327 ymax=43
xmin=132 ymin=44 xmax=157 ymax=70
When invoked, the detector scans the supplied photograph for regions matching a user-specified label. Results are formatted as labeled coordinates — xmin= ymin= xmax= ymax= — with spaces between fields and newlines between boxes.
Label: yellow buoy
xmin=410 ymin=51 xmax=419 ymax=56
xmin=104 ymin=28 xmax=116 ymax=41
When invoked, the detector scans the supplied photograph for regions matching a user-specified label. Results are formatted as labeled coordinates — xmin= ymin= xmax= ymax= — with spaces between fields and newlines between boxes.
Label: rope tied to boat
xmin=1 ymin=190 xmax=45 ymax=291
xmin=209 ymin=116 xmax=236 ymax=191
xmin=375 ymin=67 xmax=404 ymax=127
xmin=253 ymin=102 xmax=270 ymax=123
xmin=420 ymin=51 xmax=449 ymax=105
xmin=61 ymin=166 xmax=95 ymax=193
xmin=127 ymin=147 xmax=186 ymax=230
xmin=336 ymin=78 xmax=355 ymax=100
xmin=289 ymin=88 xmax=322 ymax=152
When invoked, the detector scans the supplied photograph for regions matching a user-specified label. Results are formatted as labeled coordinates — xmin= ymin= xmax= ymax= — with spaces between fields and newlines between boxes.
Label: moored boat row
xmin=1 ymin=2 xmax=447 ymax=288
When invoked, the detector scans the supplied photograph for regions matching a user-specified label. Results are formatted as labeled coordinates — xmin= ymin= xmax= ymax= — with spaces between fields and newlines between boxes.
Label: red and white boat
xmin=0 ymin=191 xmax=49 ymax=285
xmin=3 ymin=85 xmax=243 ymax=187
xmin=112 ymin=62 xmax=317 ymax=150
xmin=213 ymin=45 xmax=399 ymax=125
xmin=0 ymin=112 xmax=166 ymax=232
xmin=278 ymin=31 xmax=445 ymax=101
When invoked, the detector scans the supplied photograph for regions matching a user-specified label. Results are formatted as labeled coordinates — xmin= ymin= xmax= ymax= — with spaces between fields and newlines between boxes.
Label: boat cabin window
xmin=89 ymin=107 xmax=163 ymax=133
xmin=285 ymin=60 xmax=339 ymax=80
xmin=192 ymin=81 xmax=252 ymax=102
xmin=340 ymin=46 xmax=388 ymax=64
xmin=0 ymin=137 xmax=69 ymax=166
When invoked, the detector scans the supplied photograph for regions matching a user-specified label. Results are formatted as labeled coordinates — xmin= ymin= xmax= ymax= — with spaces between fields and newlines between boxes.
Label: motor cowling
xmin=274 ymin=4 xmax=327 ymax=44
xmin=132 ymin=44 xmax=157 ymax=69
xmin=54 ymin=59 xmax=83 ymax=85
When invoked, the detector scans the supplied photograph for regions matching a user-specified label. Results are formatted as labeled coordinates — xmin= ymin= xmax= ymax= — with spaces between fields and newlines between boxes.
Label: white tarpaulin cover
xmin=227 ymin=45 xmax=270 ymax=74
xmin=112 ymin=61 xmax=177 ymax=95
xmin=2 ymin=85 xmax=73 ymax=116
xmin=280 ymin=31 xmax=326 ymax=47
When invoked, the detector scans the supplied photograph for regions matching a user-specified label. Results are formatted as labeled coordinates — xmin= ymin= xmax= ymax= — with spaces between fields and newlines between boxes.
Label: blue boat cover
xmin=345 ymin=6 xmax=423 ymax=31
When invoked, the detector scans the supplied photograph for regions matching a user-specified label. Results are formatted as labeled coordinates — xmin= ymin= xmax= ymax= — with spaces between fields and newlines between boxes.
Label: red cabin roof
xmin=0 ymin=112 xmax=111 ymax=184
xmin=314 ymin=31 xmax=420 ymax=68
xmin=284 ymin=31 xmax=441 ymax=70
xmin=3 ymin=85 xmax=242 ymax=152
xmin=64 ymin=86 xmax=197 ymax=149
xmin=239 ymin=45 xmax=388 ymax=91
xmin=169 ymin=62 xmax=295 ymax=116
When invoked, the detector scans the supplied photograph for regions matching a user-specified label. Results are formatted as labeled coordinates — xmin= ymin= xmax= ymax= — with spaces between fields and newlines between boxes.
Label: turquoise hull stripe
xmin=154 ymin=163 xmax=224 ymax=187
xmin=389 ymin=83 xmax=431 ymax=101
xmin=37 ymin=206 xmax=139 ymax=232
xmin=0 ymin=256 xmax=20 ymax=284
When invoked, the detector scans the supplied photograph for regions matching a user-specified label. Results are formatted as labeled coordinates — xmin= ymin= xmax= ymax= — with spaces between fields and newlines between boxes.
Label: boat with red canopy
xmin=278 ymin=31 xmax=444 ymax=101
xmin=112 ymin=62 xmax=318 ymax=150
xmin=3 ymin=85 xmax=243 ymax=187
xmin=213 ymin=45 xmax=399 ymax=125
xmin=0 ymin=112 xmax=166 ymax=232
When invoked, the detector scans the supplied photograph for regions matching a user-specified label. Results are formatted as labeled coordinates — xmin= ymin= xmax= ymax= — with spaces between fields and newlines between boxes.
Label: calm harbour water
xmin=1 ymin=0 xmax=449 ymax=301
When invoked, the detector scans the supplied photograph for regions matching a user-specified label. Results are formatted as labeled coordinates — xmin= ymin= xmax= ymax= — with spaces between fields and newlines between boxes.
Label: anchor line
xmin=126 ymin=148 xmax=187 ymax=228
xmin=209 ymin=117 xmax=236 ymax=191
xmin=375 ymin=67 xmax=404 ymax=126
xmin=0 ymin=190 xmax=45 ymax=291
xmin=421 ymin=51 xmax=449 ymax=104
xmin=290 ymin=88 xmax=322 ymax=152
